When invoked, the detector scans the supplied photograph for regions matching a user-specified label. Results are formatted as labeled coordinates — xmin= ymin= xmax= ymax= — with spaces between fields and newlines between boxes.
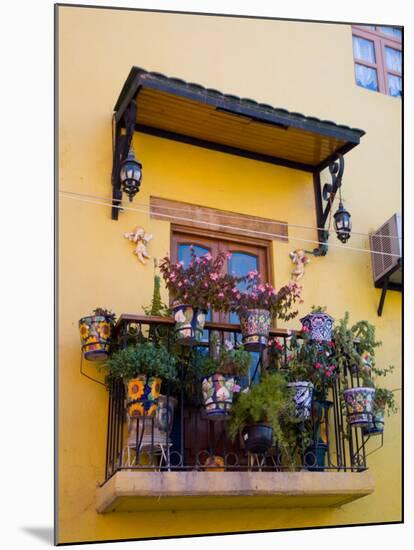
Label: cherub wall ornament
xmin=124 ymin=226 xmax=153 ymax=264
xmin=289 ymin=249 xmax=310 ymax=281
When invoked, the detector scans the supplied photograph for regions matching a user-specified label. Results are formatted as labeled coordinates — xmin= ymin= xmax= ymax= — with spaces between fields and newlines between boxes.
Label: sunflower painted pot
xmin=300 ymin=312 xmax=334 ymax=342
xmin=201 ymin=374 xmax=236 ymax=419
xmin=343 ymin=387 xmax=375 ymax=427
xmin=125 ymin=375 xmax=162 ymax=418
xmin=242 ymin=423 xmax=273 ymax=454
xmin=172 ymin=304 xmax=207 ymax=345
xmin=239 ymin=308 xmax=271 ymax=351
xmin=288 ymin=381 xmax=314 ymax=420
xmin=78 ymin=314 xmax=113 ymax=361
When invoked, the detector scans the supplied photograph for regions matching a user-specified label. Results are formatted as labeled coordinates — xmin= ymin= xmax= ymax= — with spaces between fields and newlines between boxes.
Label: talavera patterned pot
xmin=78 ymin=314 xmax=113 ymax=361
xmin=239 ymin=308 xmax=271 ymax=351
xmin=288 ymin=381 xmax=314 ymax=420
xmin=300 ymin=312 xmax=334 ymax=342
xmin=172 ymin=304 xmax=207 ymax=345
xmin=201 ymin=373 xmax=236 ymax=419
xmin=343 ymin=387 xmax=375 ymax=427
xmin=125 ymin=375 xmax=162 ymax=418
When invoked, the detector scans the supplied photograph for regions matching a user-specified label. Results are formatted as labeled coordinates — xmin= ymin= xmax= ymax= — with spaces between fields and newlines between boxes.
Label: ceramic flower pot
xmin=300 ymin=312 xmax=334 ymax=342
xmin=78 ymin=314 xmax=113 ymax=361
xmin=362 ymin=408 xmax=385 ymax=436
xmin=125 ymin=375 xmax=162 ymax=418
xmin=172 ymin=304 xmax=207 ymax=345
xmin=343 ymin=387 xmax=375 ymax=427
xmin=201 ymin=374 xmax=236 ymax=419
xmin=239 ymin=308 xmax=271 ymax=351
xmin=288 ymin=381 xmax=314 ymax=420
xmin=242 ymin=423 xmax=273 ymax=454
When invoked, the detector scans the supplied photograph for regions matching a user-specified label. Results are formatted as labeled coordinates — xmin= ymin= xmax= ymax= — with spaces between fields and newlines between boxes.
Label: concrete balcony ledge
xmin=96 ymin=471 xmax=375 ymax=513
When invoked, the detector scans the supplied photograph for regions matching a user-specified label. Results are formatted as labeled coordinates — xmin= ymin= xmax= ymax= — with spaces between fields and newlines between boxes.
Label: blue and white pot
xmin=300 ymin=312 xmax=334 ymax=342
xmin=288 ymin=381 xmax=314 ymax=420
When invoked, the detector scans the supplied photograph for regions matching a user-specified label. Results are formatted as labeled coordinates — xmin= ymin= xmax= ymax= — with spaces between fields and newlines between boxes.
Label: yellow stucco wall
xmin=57 ymin=6 xmax=402 ymax=544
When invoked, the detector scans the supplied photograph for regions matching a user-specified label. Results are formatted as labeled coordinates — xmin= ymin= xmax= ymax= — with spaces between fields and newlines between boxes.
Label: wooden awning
xmin=114 ymin=67 xmax=365 ymax=172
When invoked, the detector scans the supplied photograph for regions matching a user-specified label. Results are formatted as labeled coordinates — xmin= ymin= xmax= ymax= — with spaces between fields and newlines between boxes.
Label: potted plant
xmin=228 ymin=372 xmax=296 ymax=458
xmin=197 ymin=338 xmax=251 ymax=419
xmin=104 ymin=342 xmax=178 ymax=418
xmin=78 ymin=307 xmax=116 ymax=361
xmin=230 ymin=270 xmax=302 ymax=351
xmin=300 ymin=306 xmax=334 ymax=342
xmin=333 ymin=313 xmax=382 ymax=377
xmin=343 ymin=384 xmax=376 ymax=427
xmin=159 ymin=249 xmax=240 ymax=345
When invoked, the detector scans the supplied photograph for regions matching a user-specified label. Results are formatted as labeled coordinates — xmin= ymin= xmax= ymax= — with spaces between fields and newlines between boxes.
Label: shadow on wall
xmin=21 ymin=527 xmax=54 ymax=545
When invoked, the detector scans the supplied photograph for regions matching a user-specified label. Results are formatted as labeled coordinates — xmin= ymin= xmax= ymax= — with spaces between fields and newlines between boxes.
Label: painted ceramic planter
xmin=201 ymin=374 xmax=236 ymax=419
xmin=242 ymin=423 xmax=273 ymax=454
xmin=343 ymin=387 xmax=375 ymax=427
xmin=203 ymin=455 xmax=225 ymax=471
xmin=78 ymin=314 xmax=113 ymax=361
xmin=239 ymin=308 xmax=271 ymax=351
xmin=300 ymin=312 xmax=334 ymax=342
xmin=288 ymin=381 xmax=314 ymax=420
xmin=172 ymin=304 xmax=207 ymax=345
xmin=362 ymin=409 xmax=385 ymax=436
xmin=125 ymin=375 xmax=162 ymax=418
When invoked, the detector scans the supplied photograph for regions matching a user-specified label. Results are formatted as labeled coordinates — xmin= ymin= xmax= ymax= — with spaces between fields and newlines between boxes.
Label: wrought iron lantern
xmin=333 ymin=201 xmax=352 ymax=243
xmin=119 ymin=147 xmax=142 ymax=201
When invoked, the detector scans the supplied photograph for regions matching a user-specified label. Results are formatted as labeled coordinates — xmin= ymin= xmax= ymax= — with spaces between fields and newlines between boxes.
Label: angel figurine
xmin=289 ymin=249 xmax=310 ymax=281
xmin=124 ymin=226 xmax=153 ymax=264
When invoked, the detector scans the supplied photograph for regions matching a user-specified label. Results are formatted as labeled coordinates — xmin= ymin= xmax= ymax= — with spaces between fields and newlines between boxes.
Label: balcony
xmin=96 ymin=315 xmax=377 ymax=513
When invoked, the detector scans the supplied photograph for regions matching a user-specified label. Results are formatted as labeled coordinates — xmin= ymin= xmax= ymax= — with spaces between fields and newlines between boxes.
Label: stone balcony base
xmin=96 ymin=470 xmax=375 ymax=513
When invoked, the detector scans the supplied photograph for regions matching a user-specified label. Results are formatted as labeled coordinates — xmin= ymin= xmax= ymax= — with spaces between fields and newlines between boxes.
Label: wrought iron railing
xmin=102 ymin=315 xmax=381 ymax=483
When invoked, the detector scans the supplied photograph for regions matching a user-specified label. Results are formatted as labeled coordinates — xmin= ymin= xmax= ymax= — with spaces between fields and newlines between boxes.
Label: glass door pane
xmin=177 ymin=243 xmax=212 ymax=336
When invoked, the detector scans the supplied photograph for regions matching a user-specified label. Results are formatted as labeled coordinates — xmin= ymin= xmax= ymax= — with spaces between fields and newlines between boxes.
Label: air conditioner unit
xmin=369 ymin=213 xmax=402 ymax=315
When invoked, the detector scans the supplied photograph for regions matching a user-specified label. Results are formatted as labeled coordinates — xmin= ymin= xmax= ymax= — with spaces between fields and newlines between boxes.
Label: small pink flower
xmin=326 ymin=371 xmax=331 ymax=377
xmin=218 ymin=292 xmax=224 ymax=298
xmin=258 ymin=284 xmax=266 ymax=292
xmin=302 ymin=326 xmax=310 ymax=333
xmin=232 ymin=288 xmax=238 ymax=294
xmin=204 ymin=252 xmax=212 ymax=261
xmin=226 ymin=252 xmax=232 ymax=259
xmin=236 ymin=293 xmax=241 ymax=300
xmin=315 ymin=362 xmax=322 ymax=369
xmin=233 ymin=384 xmax=241 ymax=393
xmin=178 ymin=282 xmax=182 ymax=287
xmin=210 ymin=273 xmax=219 ymax=281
